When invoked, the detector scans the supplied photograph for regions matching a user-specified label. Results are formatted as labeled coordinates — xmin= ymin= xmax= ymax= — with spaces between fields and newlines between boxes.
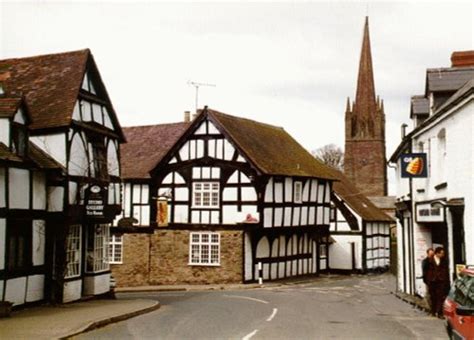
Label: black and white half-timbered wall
xmin=0 ymin=49 xmax=125 ymax=306
xmin=111 ymin=108 xmax=337 ymax=286
xmin=328 ymin=171 xmax=393 ymax=273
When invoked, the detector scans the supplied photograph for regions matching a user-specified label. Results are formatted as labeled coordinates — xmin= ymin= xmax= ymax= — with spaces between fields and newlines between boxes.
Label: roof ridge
xmin=207 ymin=108 xmax=285 ymax=130
xmin=0 ymin=49 xmax=90 ymax=63
xmin=122 ymin=121 xmax=190 ymax=129
xmin=427 ymin=66 xmax=474 ymax=73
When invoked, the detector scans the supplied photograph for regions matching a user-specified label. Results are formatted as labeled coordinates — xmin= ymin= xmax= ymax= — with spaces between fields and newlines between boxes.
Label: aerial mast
xmin=188 ymin=80 xmax=216 ymax=113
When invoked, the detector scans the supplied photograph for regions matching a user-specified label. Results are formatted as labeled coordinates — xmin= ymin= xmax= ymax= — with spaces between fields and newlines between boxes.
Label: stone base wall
xmin=111 ymin=229 xmax=243 ymax=287
xmin=111 ymin=233 xmax=150 ymax=287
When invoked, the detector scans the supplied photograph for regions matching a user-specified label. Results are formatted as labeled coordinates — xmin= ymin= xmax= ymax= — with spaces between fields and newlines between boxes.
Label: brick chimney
xmin=451 ymin=50 xmax=474 ymax=67
xmin=184 ymin=111 xmax=191 ymax=122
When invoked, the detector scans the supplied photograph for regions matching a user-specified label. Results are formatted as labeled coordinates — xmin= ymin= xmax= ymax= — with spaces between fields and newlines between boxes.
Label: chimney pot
xmin=451 ymin=50 xmax=474 ymax=67
xmin=184 ymin=111 xmax=191 ymax=122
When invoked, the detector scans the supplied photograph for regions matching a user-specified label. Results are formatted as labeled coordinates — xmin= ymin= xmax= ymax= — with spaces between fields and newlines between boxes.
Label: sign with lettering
xmin=416 ymin=202 xmax=445 ymax=223
xmin=400 ymin=153 xmax=428 ymax=178
xmin=85 ymin=185 xmax=106 ymax=220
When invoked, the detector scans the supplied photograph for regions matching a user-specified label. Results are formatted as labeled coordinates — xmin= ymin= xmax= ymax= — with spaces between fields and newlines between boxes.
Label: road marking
xmin=223 ymin=294 xmax=269 ymax=304
xmin=242 ymin=329 xmax=258 ymax=340
xmin=266 ymin=308 xmax=278 ymax=321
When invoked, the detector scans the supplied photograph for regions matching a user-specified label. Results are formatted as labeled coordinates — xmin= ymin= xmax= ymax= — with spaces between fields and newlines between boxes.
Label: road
xmin=77 ymin=274 xmax=447 ymax=339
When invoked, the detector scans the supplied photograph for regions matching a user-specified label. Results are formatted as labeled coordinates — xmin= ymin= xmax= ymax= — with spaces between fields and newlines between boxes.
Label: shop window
xmin=86 ymin=224 xmax=109 ymax=273
xmin=189 ymin=232 xmax=220 ymax=266
xmin=108 ymin=234 xmax=123 ymax=264
xmin=65 ymin=224 xmax=81 ymax=278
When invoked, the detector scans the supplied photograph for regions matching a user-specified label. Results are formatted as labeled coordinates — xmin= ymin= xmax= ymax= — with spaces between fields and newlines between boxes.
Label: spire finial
xmin=346 ymin=97 xmax=351 ymax=112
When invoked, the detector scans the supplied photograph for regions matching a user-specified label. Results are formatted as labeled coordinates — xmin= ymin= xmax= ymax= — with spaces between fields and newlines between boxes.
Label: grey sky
xmin=1 ymin=1 xmax=473 ymax=193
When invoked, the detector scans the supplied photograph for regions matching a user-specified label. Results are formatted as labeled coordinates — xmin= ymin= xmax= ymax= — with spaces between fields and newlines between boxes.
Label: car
xmin=443 ymin=267 xmax=474 ymax=340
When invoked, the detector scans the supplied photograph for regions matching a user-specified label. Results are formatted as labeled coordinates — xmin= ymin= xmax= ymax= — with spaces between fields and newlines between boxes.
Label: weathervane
xmin=187 ymin=80 xmax=216 ymax=113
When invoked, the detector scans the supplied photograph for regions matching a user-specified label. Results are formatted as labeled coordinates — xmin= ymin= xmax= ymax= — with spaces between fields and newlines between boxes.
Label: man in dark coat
xmin=426 ymin=247 xmax=450 ymax=318
xmin=422 ymin=248 xmax=434 ymax=308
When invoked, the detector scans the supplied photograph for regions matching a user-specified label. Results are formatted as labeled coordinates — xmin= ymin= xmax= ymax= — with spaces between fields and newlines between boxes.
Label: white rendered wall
xmin=5 ymin=277 xmax=27 ymax=305
xmin=329 ymin=235 xmax=362 ymax=270
xmin=63 ymin=279 xmax=82 ymax=303
xmin=0 ymin=218 xmax=5 ymax=270
xmin=9 ymin=168 xmax=30 ymax=209
xmin=47 ymin=186 xmax=64 ymax=212
xmin=68 ymin=133 xmax=89 ymax=176
xmin=0 ymin=118 xmax=9 ymax=145
xmin=0 ymin=167 xmax=5 ymax=208
xmin=32 ymin=220 xmax=46 ymax=266
xmin=26 ymin=275 xmax=44 ymax=302
xmin=32 ymin=172 xmax=47 ymax=210
xmin=31 ymin=134 xmax=67 ymax=167
xmin=83 ymin=273 xmax=110 ymax=296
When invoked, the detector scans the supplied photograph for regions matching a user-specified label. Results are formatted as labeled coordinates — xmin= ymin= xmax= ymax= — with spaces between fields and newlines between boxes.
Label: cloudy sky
xmin=1 ymin=1 xmax=472 ymax=192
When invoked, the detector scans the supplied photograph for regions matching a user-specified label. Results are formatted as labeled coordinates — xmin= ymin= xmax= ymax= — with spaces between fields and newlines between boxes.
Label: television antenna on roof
xmin=187 ymin=80 xmax=216 ymax=113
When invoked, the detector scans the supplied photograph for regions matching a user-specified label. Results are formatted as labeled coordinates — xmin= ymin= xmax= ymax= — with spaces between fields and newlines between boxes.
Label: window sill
xmin=188 ymin=263 xmax=221 ymax=267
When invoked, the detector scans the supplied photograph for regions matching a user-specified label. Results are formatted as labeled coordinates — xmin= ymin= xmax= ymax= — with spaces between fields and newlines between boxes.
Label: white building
xmin=389 ymin=51 xmax=474 ymax=296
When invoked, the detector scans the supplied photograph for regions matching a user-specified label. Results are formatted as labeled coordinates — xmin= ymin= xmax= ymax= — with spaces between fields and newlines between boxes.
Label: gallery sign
xmin=400 ymin=153 xmax=428 ymax=178
xmin=85 ymin=185 xmax=107 ymax=220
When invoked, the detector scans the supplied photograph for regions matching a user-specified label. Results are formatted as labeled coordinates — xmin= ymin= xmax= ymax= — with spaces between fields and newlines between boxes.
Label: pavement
xmin=0 ymin=273 xmax=430 ymax=339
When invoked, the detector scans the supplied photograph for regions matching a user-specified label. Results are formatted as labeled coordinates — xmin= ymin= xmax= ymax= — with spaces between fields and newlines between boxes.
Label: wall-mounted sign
xmin=157 ymin=198 xmax=168 ymax=227
xmin=401 ymin=153 xmax=428 ymax=178
xmin=416 ymin=202 xmax=445 ymax=223
xmin=85 ymin=185 xmax=106 ymax=219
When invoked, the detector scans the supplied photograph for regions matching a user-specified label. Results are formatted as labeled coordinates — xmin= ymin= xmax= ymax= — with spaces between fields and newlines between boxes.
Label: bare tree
xmin=312 ymin=144 xmax=344 ymax=171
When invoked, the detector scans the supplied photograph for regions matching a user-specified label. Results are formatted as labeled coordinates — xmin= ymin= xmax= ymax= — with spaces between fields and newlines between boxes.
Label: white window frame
xmin=192 ymin=182 xmax=220 ymax=208
xmin=294 ymin=181 xmax=303 ymax=204
xmin=189 ymin=232 xmax=220 ymax=266
xmin=86 ymin=224 xmax=110 ymax=273
xmin=108 ymin=234 xmax=123 ymax=264
xmin=65 ymin=224 xmax=82 ymax=279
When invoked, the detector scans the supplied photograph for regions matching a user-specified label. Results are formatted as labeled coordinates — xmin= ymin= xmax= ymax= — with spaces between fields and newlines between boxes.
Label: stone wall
xmin=111 ymin=229 xmax=244 ymax=287
xmin=111 ymin=233 xmax=150 ymax=287
xmin=149 ymin=230 xmax=243 ymax=285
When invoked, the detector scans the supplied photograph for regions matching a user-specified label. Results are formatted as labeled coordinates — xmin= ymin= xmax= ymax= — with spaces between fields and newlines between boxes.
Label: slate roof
xmin=410 ymin=95 xmax=429 ymax=117
xmin=121 ymin=122 xmax=190 ymax=179
xmin=329 ymin=167 xmax=393 ymax=222
xmin=207 ymin=109 xmax=337 ymax=180
xmin=426 ymin=66 xmax=474 ymax=93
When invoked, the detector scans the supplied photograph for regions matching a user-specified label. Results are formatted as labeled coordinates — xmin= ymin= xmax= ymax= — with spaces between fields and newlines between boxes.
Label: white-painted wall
xmin=32 ymin=172 xmax=46 ymax=210
xmin=63 ymin=279 xmax=82 ymax=303
xmin=47 ymin=186 xmax=64 ymax=212
xmin=9 ymin=167 xmax=30 ymax=209
xmin=32 ymin=220 xmax=46 ymax=266
xmin=329 ymin=235 xmax=362 ymax=270
xmin=31 ymin=134 xmax=67 ymax=167
xmin=83 ymin=273 xmax=110 ymax=296
xmin=26 ymin=275 xmax=44 ymax=302
xmin=0 ymin=118 xmax=9 ymax=145
xmin=5 ymin=277 xmax=27 ymax=306
xmin=68 ymin=132 xmax=89 ymax=176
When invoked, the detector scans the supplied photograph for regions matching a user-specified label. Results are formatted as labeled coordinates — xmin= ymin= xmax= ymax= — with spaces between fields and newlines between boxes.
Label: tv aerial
xmin=188 ymin=80 xmax=216 ymax=113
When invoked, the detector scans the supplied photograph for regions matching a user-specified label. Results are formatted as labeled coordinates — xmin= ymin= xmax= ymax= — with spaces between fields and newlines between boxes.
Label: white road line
xmin=242 ymin=329 xmax=258 ymax=340
xmin=266 ymin=308 xmax=278 ymax=322
xmin=223 ymin=294 xmax=269 ymax=304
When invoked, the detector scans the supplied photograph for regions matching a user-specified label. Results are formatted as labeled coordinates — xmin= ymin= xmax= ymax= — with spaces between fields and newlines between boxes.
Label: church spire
xmin=353 ymin=16 xmax=377 ymax=118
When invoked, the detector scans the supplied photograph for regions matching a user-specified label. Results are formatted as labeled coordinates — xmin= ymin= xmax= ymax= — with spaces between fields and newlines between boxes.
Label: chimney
xmin=451 ymin=50 xmax=474 ymax=67
xmin=401 ymin=123 xmax=408 ymax=139
xmin=184 ymin=111 xmax=191 ymax=123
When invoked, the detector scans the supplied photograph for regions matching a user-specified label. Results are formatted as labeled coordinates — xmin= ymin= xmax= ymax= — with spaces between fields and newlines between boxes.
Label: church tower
xmin=344 ymin=17 xmax=387 ymax=197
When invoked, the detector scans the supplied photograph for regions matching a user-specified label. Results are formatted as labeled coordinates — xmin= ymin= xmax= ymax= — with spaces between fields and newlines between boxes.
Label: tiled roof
xmin=121 ymin=122 xmax=190 ymax=179
xmin=0 ymin=97 xmax=22 ymax=118
xmin=0 ymin=142 xmax=23 ymax=163
xmin=0 ymin=49 xmax=89 ymax=130
xmin=329 ymin=168 xmax=393 ymax=222
xmin=208 ymin=109 xmax=337 ymax=180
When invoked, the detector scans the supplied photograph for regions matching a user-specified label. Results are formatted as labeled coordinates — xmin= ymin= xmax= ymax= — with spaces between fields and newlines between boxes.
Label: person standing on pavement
xmin=422 ymin=248 xmax=434 ymax=308
xmin=426 ymin=247 xmax=450 ymax=318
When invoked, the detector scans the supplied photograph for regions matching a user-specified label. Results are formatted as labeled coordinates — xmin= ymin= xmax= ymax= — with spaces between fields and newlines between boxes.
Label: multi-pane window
xmin=86 ymin=224 xmax=109 ymax=273
xmin=65 ymin=224 xmax=81 ymax=278
xmin=189 ymin=232 xmax=220 ymax=265
xmin=193 ymin=182 xmax=219 ymax=208
xmin=108 ymin=234 xmax=123 ymax=264
xmin=294 ymin=181 xmax=303 ymax=203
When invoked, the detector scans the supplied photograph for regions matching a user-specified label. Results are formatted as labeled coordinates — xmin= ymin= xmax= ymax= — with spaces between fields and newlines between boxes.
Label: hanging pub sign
xmin=400 ymin=153 xmax=428 ymax=178
xmin=157 ymin=197 xmax=169 ymax=227
xmin=85 ymin=184 xmax=107 ymax=220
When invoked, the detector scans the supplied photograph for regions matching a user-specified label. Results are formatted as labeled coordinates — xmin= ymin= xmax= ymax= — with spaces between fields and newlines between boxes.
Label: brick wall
xmin=111 ymin=229 xmax=244 ymax=287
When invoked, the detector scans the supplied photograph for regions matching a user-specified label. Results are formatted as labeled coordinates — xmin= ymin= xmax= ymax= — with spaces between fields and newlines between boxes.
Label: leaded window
xmin=193 ymin=182 xmax=219 ymax=208
xmin=65 ymin=224 xmax=81 ymax=278
xmin=108 ymin=234 xmax=123 ymax=264
xmin=86 ymin=224 xmax=109 ymax=273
